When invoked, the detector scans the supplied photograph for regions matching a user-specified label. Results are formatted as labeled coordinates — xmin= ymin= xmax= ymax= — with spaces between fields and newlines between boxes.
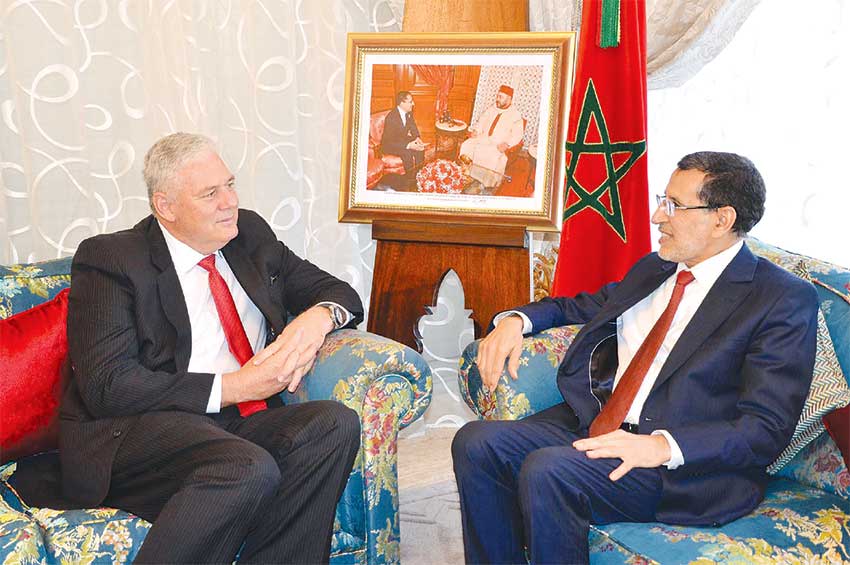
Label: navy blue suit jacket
xmin=516 ymin=243 xmax=818 ymax=525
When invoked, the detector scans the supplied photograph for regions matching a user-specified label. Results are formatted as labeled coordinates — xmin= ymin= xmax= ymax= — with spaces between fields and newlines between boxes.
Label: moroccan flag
xmin=550 ymin=0 xmax=651 ymax=297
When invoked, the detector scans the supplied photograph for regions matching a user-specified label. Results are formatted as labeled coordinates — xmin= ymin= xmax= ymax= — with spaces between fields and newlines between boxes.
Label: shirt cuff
xmin=206 ymin=373 xmax=222 ymax=413
xmin=652 ymin=429 xmax=684 ymax=469
xmin=493 ymin=310 xmax=533 ymax=334
xmin=316 ymin=301 xmax=351 ymax=329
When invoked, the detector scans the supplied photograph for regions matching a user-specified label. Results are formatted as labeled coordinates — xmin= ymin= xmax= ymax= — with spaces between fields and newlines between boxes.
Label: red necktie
xmin=488 ymin=112 xmax=502 ymax=136
xmin=198 ymin=255 xmax=267 ymax=417
xmin=589 ymin=270 xmax=695 ymax=437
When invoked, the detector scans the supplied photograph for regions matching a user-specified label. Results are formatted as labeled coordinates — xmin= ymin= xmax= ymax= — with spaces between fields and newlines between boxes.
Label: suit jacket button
xmin=113 ymin=430 xmax=122 ymax=438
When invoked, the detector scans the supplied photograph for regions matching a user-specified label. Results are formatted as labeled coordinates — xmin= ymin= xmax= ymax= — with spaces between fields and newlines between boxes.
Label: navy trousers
xmin=452 ymin=403 xmax=664 ymax=565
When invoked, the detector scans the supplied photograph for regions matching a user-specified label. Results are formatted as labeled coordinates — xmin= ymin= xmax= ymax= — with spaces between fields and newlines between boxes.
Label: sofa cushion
xmin=0 ymin=288 xmax=71 ymax=464
xmin=774 ymin=430 xmax=850 ymax=499
xmin=825 ymin=405 xmax=850 ymax=470
xmin=0 ymin=473 xmax=150 ymax=565
xmin=0 ymin=495 xmax=48 ymax=565
xmin=591 ymin=478 xmax=850 ymax=564
xmin=26 ymin=506 xmax=150 ymax=563
xmin=0 ymin=257 xmax=72 ymax=319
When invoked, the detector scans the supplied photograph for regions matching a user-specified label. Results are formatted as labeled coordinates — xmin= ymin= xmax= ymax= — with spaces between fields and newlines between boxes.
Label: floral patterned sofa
xmin=0 ymin=257 xmax=432 ymax=564
xmin=459 ymin=239 xmax=850 ymax=564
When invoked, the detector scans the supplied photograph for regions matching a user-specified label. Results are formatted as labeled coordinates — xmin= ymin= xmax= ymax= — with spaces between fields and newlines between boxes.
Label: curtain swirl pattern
xmin=0 ymin=0 xmax=402 ymax=319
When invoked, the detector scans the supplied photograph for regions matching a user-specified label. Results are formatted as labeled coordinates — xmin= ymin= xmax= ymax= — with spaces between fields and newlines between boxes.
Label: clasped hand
xmin=406 ymin=138 xmax=426 ymax=151
xmin=222 ymin=306 xmax=334 ymax=405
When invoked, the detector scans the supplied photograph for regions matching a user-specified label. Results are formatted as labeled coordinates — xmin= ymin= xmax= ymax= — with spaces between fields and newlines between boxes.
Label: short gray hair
xmin=144 ymin=132 xmax=217 ymax=211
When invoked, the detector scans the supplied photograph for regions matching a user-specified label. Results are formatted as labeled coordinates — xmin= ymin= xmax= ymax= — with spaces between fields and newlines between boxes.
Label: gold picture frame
xmin=338 ymin=32 xmax=576 ymax=231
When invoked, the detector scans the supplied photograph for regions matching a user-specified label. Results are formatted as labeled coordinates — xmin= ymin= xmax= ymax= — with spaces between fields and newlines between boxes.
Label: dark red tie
xmin=589 ymin=270 xmax=695 ymax=437
xmin=198 ymin=255 xmax=267 ymax=417
xmin=488 ymin=112 xmax=502 ymax=136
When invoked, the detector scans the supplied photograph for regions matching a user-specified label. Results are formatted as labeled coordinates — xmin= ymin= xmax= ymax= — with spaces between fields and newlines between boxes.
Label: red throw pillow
xmin=0 ymin=288 xmax=70 ymax=464
xmin=824 ymin=405 xmax=850 ymax=470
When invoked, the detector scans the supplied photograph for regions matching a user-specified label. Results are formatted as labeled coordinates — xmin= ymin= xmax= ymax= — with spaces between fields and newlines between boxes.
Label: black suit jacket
xmin=517 ymin=244 xmax=819 ymax=526
xmin=380 ymin=108 xmax=423 ymax=172
xmin=59 ymin=210 xmax=364 ymax=507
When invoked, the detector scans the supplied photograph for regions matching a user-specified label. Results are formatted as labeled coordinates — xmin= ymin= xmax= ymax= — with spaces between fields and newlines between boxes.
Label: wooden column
xmin=367 ymin=0 xmax=531 ymax=350
xmin=402 ymin=0 xmax=528 ymax=32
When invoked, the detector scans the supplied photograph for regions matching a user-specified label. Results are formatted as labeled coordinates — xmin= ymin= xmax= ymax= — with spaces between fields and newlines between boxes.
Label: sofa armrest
xmin=281 ymin=329 xmax=432 ymax=564
xmin=458 ymin=325 xmax=581 ymax=421
xmin=283 ymin=329 xmax=431 ymax=429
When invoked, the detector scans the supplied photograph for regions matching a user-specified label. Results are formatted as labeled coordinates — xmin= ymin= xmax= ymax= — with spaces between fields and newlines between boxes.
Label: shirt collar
xmin=678 ymin=239 xmax=744 ymax=287
xmin=158 ymin=220 xmax=218 ymax=275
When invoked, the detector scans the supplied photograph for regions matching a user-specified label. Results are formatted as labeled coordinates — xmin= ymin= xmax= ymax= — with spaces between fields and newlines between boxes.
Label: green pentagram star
xmin=563 ymin=79 xmax=646 ymax=242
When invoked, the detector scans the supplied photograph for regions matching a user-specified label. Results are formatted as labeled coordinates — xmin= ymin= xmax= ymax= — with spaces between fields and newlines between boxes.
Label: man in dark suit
xmin=452 ymin=152 xmax=819 ymax=564
xmin=60 ymin=133 xmax=364 ymax=564
xmin=380 ymin=90 xmax=426 ymax=190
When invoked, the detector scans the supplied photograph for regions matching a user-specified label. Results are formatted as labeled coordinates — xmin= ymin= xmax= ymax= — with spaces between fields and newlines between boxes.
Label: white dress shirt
xmin=160 ymin=223 xmax=352 ymax=413
xmin=160 ymin=224 xmax=266 ymax=413
xmin=496 ymin=240 xmax=745 ymax=469
xmin=159 ymin=224 xmax=351 ymax=414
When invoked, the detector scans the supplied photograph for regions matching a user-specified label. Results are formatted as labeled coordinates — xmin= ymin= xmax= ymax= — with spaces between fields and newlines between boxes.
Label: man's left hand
xmin=572 ymin=430 xmax=671 ymax=481
xmin=251 ymin=306 xmax=335 ymax=392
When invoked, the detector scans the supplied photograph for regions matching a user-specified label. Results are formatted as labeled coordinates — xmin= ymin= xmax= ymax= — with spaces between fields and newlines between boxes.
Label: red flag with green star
xmin=551 ymin=0 xmax=650 ymax=297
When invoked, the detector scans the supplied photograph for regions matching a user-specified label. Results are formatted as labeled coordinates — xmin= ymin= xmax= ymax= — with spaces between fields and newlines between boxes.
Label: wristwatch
xmin=322 ymin=303 xmax=347 ymax=329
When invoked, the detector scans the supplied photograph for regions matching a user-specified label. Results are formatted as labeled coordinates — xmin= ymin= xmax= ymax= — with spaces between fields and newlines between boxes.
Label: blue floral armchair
xmin=459 ymin=239 xmax=850 ymax=564
xmin=0 ymin=257 xmax=431 ymax=564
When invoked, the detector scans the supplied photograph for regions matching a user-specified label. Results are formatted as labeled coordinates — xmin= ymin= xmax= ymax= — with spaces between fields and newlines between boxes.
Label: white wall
xmin=646 ymin=0 xmax=849 ymax=267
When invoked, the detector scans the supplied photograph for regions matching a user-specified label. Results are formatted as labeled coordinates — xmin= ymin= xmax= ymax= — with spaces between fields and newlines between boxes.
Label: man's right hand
xmin=220 ymin=346 xmax=295 ymax=406
xmin=476 ymin=315 xmax=524 ymax=392
xmin=407 ymin=138 xmax=426 ymax=151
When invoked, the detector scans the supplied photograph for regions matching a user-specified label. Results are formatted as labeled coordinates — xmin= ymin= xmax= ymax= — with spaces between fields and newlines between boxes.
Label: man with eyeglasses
xmin=54 ymin=133 xmax=363 ymax=563
xmin=453 ymin=151 xmax=819 ymax=564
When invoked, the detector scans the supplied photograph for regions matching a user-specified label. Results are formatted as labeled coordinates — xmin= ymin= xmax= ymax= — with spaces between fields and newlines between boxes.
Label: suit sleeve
xmin=68 ymin=238 xmax=215 ymax=419
xmin=274 ymin=242 xmax=364 ymax=328
xmin=669 ymin=280 xmax=819 ymax=473
xmin=237 ymin=211 xmax=364 ymax=328
xmin=505 ymin=282 xmax=617 ymax=333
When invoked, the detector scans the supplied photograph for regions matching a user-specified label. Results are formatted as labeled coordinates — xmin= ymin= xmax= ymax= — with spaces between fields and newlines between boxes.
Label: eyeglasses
xmin=655 ymin=195 xmax=716 ymax=217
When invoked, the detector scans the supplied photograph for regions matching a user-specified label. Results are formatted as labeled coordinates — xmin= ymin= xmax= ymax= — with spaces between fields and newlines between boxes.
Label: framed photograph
xmin=338 ymin=32 xmax=576 ymax=231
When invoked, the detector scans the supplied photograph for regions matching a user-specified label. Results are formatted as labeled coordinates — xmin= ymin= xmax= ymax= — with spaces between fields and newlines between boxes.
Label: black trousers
xmin=383 ymin=148 xmax=424 ymax=189
xmin=104 ymin=400 xmax=360 ymax=564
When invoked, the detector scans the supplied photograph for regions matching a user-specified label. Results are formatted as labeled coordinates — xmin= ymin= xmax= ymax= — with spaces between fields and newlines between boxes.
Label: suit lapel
xmin=147 ymin=219 xmax=193 ymax=371
xmin=590 ymin=260 xmax=677 ymax=331
xmin=651 ymin=244 xmax=758 ymax=392
xmin=222 ymin=243 xmax=285 ymax=332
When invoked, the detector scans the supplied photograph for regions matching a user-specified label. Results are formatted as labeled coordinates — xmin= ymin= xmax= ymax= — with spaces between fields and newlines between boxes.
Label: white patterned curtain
xmin=530 ymin=0 xmax=761 ymax=89
xmin=0 ymin=0 xmax=402 ymax=316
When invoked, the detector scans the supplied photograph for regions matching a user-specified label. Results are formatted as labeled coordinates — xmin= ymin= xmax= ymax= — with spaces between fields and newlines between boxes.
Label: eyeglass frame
xmin=655 ymin=194 xmax=718 ymax=217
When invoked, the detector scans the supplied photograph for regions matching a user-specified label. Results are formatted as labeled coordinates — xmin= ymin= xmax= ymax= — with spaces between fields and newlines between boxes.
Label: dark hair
xmin=396 ymin=91 xmax=413 ymax=105
xmin=677 ymin=151 xmax=766 ymax=235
